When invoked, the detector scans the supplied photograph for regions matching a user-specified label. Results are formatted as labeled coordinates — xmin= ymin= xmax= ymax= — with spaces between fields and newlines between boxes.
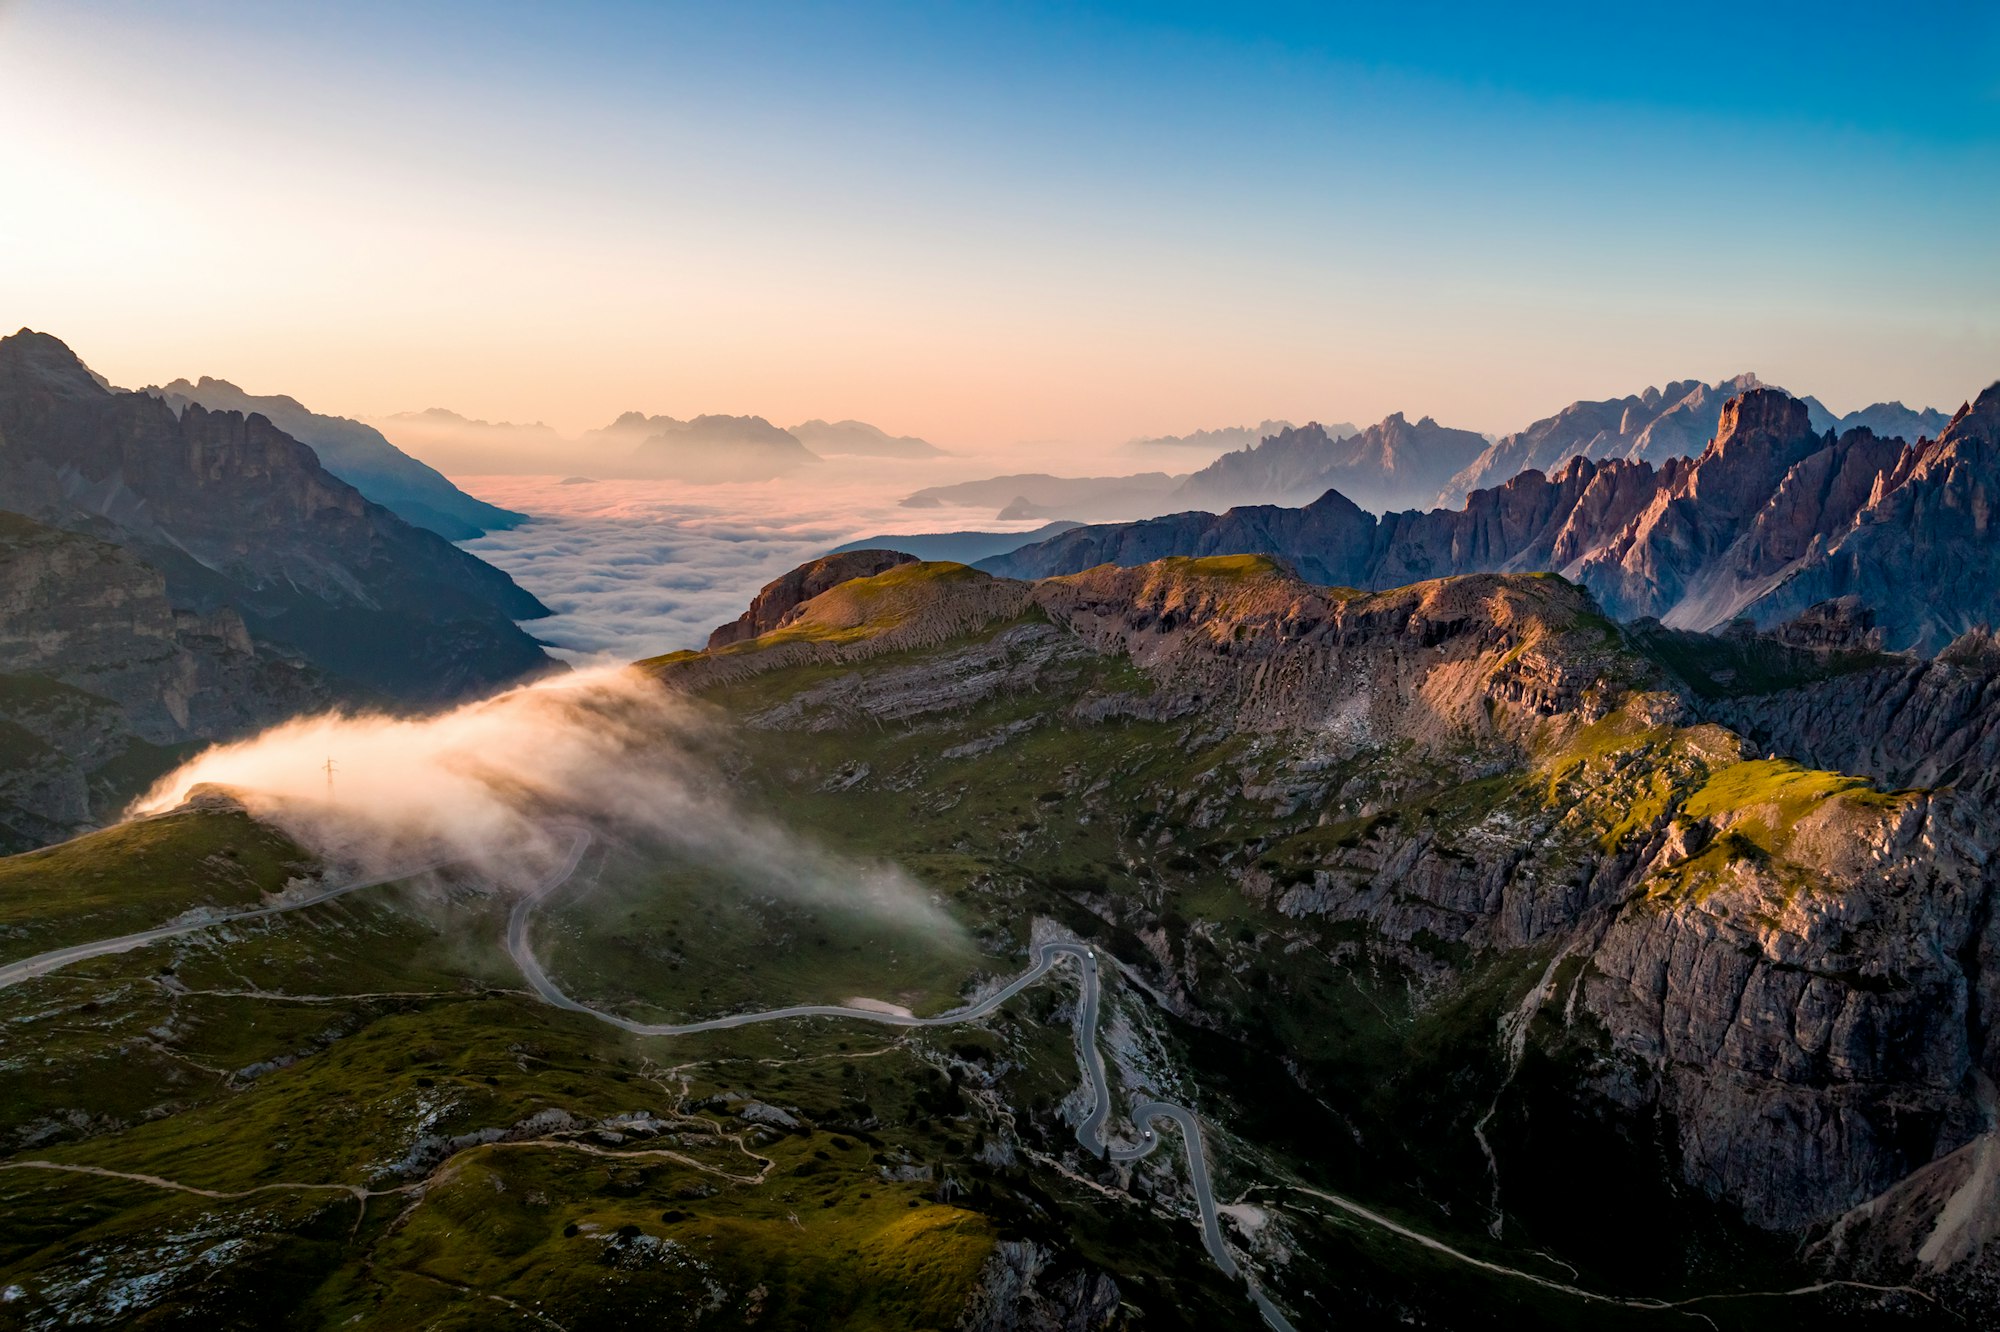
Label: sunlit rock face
xmin=989 ymin=381 xmax=2000 ymax=655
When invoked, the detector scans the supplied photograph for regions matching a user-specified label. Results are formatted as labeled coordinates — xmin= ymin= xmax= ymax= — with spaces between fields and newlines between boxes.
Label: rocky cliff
xmin=0 ymin=329 xmax=556 ymax=700
xmin=0 ymin=512 xmax=321 ymax=849
xmin=987 ymin=381 xmax=2000 ymax=654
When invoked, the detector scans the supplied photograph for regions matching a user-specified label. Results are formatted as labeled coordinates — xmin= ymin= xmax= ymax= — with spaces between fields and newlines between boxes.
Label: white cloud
xmin=132 ymin=667 xmax=958 ymax=935
xmin=456 ymin=468 xmax=1051 ymax=662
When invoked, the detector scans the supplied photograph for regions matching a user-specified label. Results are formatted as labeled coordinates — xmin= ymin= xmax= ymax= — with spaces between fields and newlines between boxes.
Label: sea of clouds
xmin=455 ymin=462 xmax=1052 ymax=663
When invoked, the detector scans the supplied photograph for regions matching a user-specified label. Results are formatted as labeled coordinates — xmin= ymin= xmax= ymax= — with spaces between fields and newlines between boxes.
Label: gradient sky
xmin=2 ymin=0 xmax=1996 ymax=448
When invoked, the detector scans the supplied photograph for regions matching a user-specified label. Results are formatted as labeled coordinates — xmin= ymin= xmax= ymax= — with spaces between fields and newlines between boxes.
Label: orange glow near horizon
xmin=3 ymin=2 xmax=1994 ymax=458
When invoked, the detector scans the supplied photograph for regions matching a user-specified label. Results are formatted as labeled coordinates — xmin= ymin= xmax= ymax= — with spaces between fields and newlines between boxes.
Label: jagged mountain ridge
xmin=1438 ymin=373 xmax=1954 ymax=510
xmin=643 ymin=551 xmax=2000 ymax=1313
xmin=1172 ymin=413 xmax=1485 ymax=514
xmin=0 ymin=329 xmax=556 ymax=701
xmin=985 ymin=382 xmax=2000 ymax=653
xmin=148 ymin=377 xmax=525 ymax=540
xmin=1124 ymin=419 xmax=1311 ymax=459
xmin=1437 ymin=372 xmax=1770 ymax=508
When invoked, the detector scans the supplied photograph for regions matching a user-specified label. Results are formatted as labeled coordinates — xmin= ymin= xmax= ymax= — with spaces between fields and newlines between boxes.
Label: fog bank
xmin=131 ymin=668 xmax=955 ymax=933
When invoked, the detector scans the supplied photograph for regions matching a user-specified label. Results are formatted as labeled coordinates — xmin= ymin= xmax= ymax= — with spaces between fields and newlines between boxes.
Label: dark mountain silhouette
xmin=0 ymin=329 xmax=555 ymax=701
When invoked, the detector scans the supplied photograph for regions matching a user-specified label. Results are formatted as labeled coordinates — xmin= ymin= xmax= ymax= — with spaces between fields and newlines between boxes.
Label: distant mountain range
xmin=1172 ymin=415 xmax=1475 ymax=513
xmin=149 ymin=378 xmax=525 ymax=539
xmin=1122 ymin=419 xmax=1305 ymax=460
xmin=1438 ymin=374 xmax=1958 ymax=509
xmin=904 ymin=386 xmax=1957 ymax=543
xmin=790 ymin=418 xmax=944 ymax=458
xmin=380 ymin=408 xmax=943 ymax=481
xmin=985 ymin=382 xmax=2000 ymax=654
xmin=906 ymin=414 xmax=1476 ymax=522
xmin=379 ymin=408 xmax=573 ymax=474
xmin=585 ymin=412 xmax=821 ymax=482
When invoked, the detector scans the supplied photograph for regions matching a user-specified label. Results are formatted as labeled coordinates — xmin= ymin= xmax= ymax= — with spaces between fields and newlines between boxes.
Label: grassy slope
xmin=0 ymin=798 xmax=1247 ymax=1329
xmin=0 ymin=563 xmax=1917 ymax=1330
xmin=0 ymin=808 xmax=312 ymax=964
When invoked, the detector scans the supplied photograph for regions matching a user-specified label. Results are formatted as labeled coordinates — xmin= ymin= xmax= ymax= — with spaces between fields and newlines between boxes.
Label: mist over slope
xmin=131 ymin=667 xmax=956 ymax=934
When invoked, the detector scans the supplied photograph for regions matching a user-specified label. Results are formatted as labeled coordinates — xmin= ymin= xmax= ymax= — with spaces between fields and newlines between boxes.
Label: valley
xmin=5 ymin=549 xmax=1997 ymax=1327
xmin=7 ymin=6 xmax=1995 ymax=1325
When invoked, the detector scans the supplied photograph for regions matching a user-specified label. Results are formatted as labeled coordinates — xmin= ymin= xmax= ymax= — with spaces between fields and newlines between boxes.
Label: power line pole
xmin=324 ymin=756 xmax=337 ymax=804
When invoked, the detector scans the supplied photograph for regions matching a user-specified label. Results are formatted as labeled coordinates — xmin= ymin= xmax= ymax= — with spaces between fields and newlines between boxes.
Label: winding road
xmin=0 ymin=859 xmax=448 ymax=992
xmin=509 ymin=826 xmax=1294 ymax=1329
xmin=7 ymin=820 xmax=1959 ymax=1328
xmin=2 ymin=824 xmax=1291 ymax=1328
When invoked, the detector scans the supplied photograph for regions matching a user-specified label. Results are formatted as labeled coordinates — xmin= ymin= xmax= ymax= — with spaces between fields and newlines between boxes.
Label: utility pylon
xmin=324 ymin=756 xmax=337 ymax=803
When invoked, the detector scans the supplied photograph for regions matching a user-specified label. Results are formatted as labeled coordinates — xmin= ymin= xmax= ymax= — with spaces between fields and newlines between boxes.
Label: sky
xmin=2 ymin=0 xmax=1997 ymax=447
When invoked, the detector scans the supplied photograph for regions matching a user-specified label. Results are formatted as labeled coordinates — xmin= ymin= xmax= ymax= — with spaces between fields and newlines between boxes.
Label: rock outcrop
xmin=956 ymin=1240 xmax=1123 ymax=1332
xmin=706 ymin=549 xmax=920 ymax=648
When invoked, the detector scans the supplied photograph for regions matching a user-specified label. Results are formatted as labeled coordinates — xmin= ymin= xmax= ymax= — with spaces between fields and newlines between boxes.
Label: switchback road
xmin=509 ymin=825 xmax=1294 ymax=1329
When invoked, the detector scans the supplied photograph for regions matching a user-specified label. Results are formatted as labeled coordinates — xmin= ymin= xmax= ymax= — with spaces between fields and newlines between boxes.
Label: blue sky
xmin=2 ymin=0 xmax=1994 ymax=444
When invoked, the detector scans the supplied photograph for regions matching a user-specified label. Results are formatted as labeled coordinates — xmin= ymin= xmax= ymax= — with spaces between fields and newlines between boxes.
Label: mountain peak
xmin=1939 ymin=382 xmax=2000 ymax=446
xmin=1713 ymin=386 xmax=1815 ymax=449
xmin=0 ymin=328 xmax=108 ymax=399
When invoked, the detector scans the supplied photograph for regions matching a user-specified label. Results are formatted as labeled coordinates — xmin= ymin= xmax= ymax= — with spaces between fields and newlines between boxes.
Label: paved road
xmin=0 ymin=859 xmax=448 ymax=992
xmin=512 ymin=825 xmax=1296 ymax=1329
xmin=507 ymin=828 xmax=1120 ymax=1155
xmin=3 ymin=821 xmax=1292 ymax=1328
xmin=1111 ymin=1102 xmax=1234 ymax=1274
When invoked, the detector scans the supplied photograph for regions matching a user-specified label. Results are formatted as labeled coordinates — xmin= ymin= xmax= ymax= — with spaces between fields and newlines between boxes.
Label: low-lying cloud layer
xmin=454 ymin=469 xmax=1061 ymax=663
xmin=131 ymin=667 xmax=955 ymax=933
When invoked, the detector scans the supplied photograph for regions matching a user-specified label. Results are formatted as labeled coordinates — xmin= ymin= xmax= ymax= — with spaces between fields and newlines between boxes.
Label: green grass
xmin=1626 ymin=620 xmax=1894 ymax=699
xmin=1151 ymin=553 xmax=1286 ymax=580
xmin=1680 ymin=757 xmax=1887 ymax=825
xmin=0 ymin=807 xmax=313 ymax=964
xmin=0 ymin=564 xmax=1906 ymax=1330
xmin=717 ymin=561 xmax=991 ymax=651
xmin=536 ymin=848 xmax=986 ymax=1022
